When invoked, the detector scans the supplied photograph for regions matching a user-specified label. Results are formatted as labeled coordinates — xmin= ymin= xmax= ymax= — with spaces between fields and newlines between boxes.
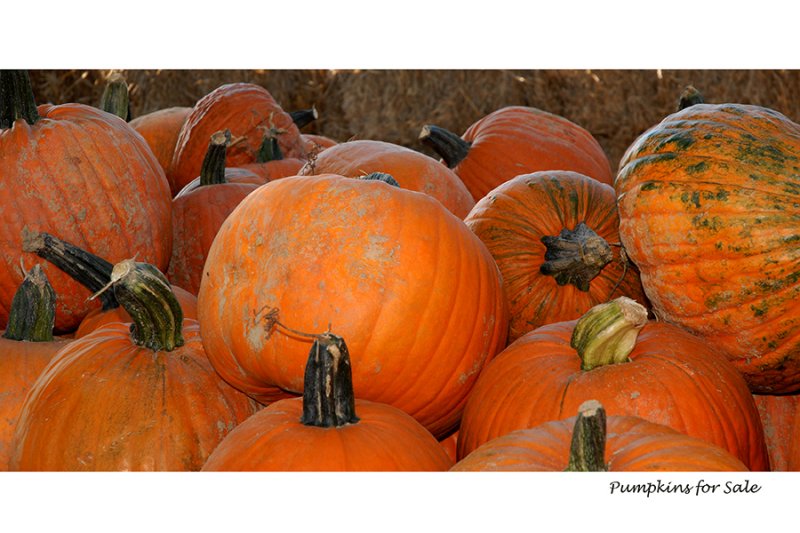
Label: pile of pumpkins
xmin=1 ymin=70 xmax=798 ymax=472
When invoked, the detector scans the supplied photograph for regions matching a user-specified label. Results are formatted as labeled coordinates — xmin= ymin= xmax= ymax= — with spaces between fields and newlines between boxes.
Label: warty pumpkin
xmin=9 ymin=260 xmax=257 ymax=471
xmin=197 ymin=174 xmax=508 ymax=438
xmin=456 ymin=297 xmax=770 ymax=471
xmin=419 ymin=105 xmax=614 ymax=201
xmin=453 ymin=400 xmax=749 ymax=472
xmin=464 ymin=170 xmax=646 ymax=342
xmin=202 ymin=333 xmax=454 ymax=471
xmin=615 ymin=102 xmax=800 ymax=394
xmin=0 ymin=70 xmax=172 ymax=333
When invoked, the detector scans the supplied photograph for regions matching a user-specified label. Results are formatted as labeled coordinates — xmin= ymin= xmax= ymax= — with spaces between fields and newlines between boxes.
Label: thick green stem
xmin=99 ymin=73 xmax=130 ymax=121
xmin=290 ymin=107 xmax=318 ymax=130
xmin=199 ymin=130 xmax=231 ymax=186
xmin=571 ymin=297 xmax=648 ymax=371
xmin=108 ymin=259 xmax=184 ymax=351
xmin=565 ymin=400 xmax=608 ymax=472
xmin=300 ymin=333 xmax=359 ymax=428
xmin=256 ymin=133 xmax=284 ymax=163
xmin=677 ymin=85 xmax=704 ymax=111
xmin=540 ymin=221 xmax=613 ymax=292
xmin=2 ymin=264 xmax=55 ymax=342
xmin=359 ymin=172 xmax=400 ymax=187
xmin=22 ymin=229 xmax=118 ymax=311
xmin=418 ymin=124 xmax=471 ymax=168
xmin=0 ymin=70 xmax=39 ymax=128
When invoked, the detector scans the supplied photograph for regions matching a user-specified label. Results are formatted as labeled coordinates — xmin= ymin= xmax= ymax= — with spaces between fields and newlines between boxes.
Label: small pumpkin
xmin=419 ymin=106 xmax=614 ymax=201
xmin=456 ymin=297 xmax=770 ymax=471
xmin=202 ymin=333 xmax=453 ymax=471
xmin=453 ymin=400 xmax=748 ymax=472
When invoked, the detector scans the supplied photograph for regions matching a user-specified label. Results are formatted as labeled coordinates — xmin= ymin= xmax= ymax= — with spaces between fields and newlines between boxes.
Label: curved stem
xmin=290 ymin=107 xmax=318 ymax=130
xmin=677 ymin=85 xmax=704 ymax=111
xmin=2 ymin=264 xmax=55 ymax=342
xmin=99 ymin=72 xmax=130 ymax=121
xmin=199 ymin=130 xmax=231 ymax=186
xmin=540 ymin=221 xmax=613 ymax=292
xmin=418 ymin=124 xmax=471 ymax=168
xmin=300 ymin=333 xmax=359 ymax=428
xmin=109 ymin=259 xmax=184 ymax=351
xmin=565 ymin=400 xmax=608 ymax=472
xmin=22 ymin=229 xmax=118 ymax=311
xmin=0 ymin=70 xmax=39 ymax=128
xmin=571 ymin=296 xmax=648 ymax=371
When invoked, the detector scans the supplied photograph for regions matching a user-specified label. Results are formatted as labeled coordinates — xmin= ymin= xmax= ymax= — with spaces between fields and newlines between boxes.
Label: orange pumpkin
xmin=465 ymin=170 xmax=645 ymax=342
xmin=197 ymin=174 xmax=508 ymax=438
xmin=420 ymin=106 xmax=614 ymax=201
xmin=753 ymin=393 xmax=800 ymax=471
xmin=457 ymin=297 xmax=770 ymax=471
xmin=202 ymin=334 xmax=453 ymax=471
xmin=129 ymin=106 xmax=192 ymax=194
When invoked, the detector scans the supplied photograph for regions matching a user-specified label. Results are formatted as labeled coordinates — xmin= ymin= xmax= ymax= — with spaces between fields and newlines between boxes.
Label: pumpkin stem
xmin=107 ymin=259 xmax=184 ymax=351
xmin=540 ymin=222 xmax=613 ymax=291
xmin=2 ymin=264 xmax=55 ymax=342
xmin=199 ymin=130 xmax=232 ymax=186
xmin=571 ymin=296 xmax=648 ymax=371
xmin=256 ymin=133 xmax=284 ymax=163
xmin=359 ymin=172 xmax=400 ymax=187
xmin=99 ymin=72 xmax=130 ymax=121
xmin=0 ymin=70 xmax=40 ymax=128
xmin=21 ymin=229 xmax=118 ymax=312
xmin=290 ymin=107 xmax=318 ymax=130
xmin=565 ymin=400 xmax=608 ymax=472
xmin=677 ymin=85 xmax=704 ymax=111
xmin=300 ymin=333 xmax=360 ymax=428
xmin=418 ymin=124 xmax=471 ymax=169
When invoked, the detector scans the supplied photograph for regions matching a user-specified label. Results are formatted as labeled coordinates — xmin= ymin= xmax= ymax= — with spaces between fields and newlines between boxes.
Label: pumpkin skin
xmin=302 ymin=133 xmax=338 ymax=152
xmin=465 ymin=170 xmax=646 ymax=342
xmin=129 ymin=106 xmax=191 ymax=192
xmin=197 ymin=174 xmax=508 ymax=438
xmin=616 ymin=103 xmax=800 ymax=394
xmin=0 ymin=98 xmax=172 ymax=333
xmin=420 ymin=106 xmax=614 ymax=201
xmin=299 ymin=139 xmax=475 ymax=218
xmin=753 ymin=393 xmax=800 ymax=471
xmin=453 ymin=413 xmax=748 ymax=472
xmin=456 ymin=314 xmax=770 ymax=471
xmin=169 ymin=83 xmax=306 ymax=193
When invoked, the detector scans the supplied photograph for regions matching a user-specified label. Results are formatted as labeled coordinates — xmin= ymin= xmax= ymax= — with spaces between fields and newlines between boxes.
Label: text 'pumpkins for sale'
xmin=197 ymin=174 xmax=509 ymax=438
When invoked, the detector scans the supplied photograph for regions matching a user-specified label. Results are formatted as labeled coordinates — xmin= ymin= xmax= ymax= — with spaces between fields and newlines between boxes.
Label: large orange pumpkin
xmin=420 ymin=106 xmax=614 ymax=201
xmin=169 ymin=82 xmax=306 ymax=193
xmin=457 ymin=297 xmax=770 ymax=471
xmin=453 ymin=400 xmax=748 ymax=472
xmin=299 ymin=139 xmax=475 ymax=218
xmin=197 ymin=174 xmax=508 ymax=438
xmin=465 ymin=170 xmax=645 ymax=342
xmin=0 ymin=71 xmax=172 ymax=333
xmin=0 ymin=266 xmax=72 ymax=470
xmin=10 ymin=260 xmax=257 ymax=471
xmin=202 ymin=333 xmax=453 ymax=471
xmin=615 ymin=103 xmax=800 ymax=394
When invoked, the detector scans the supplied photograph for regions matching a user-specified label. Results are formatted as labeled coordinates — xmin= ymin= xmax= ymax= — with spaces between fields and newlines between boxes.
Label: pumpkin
xmin=453 ymin=400 xmax=748 ymax=472
xmin=202 ymin=333 xmax=453 ymax=471
xmin=236 ymin=132 xmax=305 ymax=184
xmin=22 ymin=230 xmax=197 ymax=338
xmin=299 ymin=139 xmax=475 ymax=218
xmin=464 ymin=170 xmax=646 ymax=342
xmin=456 ymin=297 xmax=770 ymax=471
xmin=129 ymin=106 xmax=192 ymax=193
xmin=0 ymin=265 xmax=72 ymax=470
xmin=0 ymin=70 xmax=172 ymax=333
xmin=168 ymin=131 xmax=261 ymax=294
xmin=419 ymin=105 xmax=614 ymax=201
xmin=615 ymin=103 xmax=800 ymax=394
xmin=169 ymin=82 xmax=306 ymax=193
xmin=197 ymin=174 xmax=508 ymax=438
xmin=753 ymin=393 xmax=800 ymax=471
xmin=302 ymin=133 xmax=338 ymax=152
xmin=9 ymin=260 xmax=257 ymax=471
